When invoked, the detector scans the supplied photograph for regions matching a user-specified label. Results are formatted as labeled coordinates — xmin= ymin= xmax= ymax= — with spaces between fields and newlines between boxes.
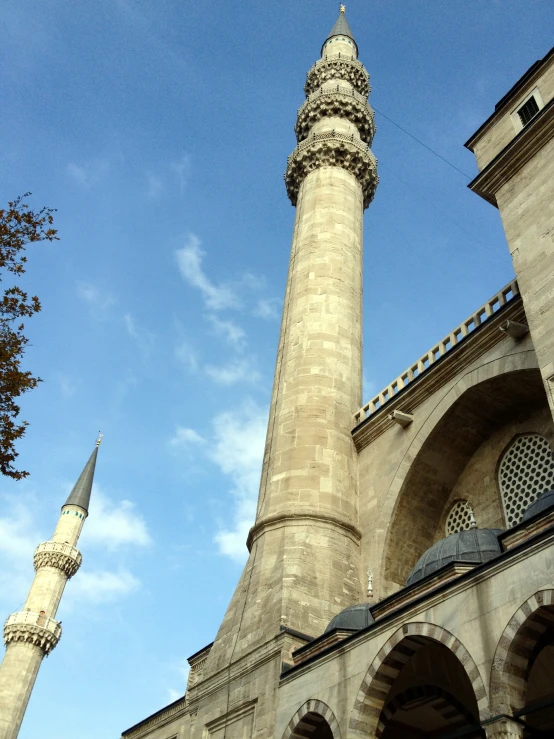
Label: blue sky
xmin=0 ymin=1 xmax=552 ymax=737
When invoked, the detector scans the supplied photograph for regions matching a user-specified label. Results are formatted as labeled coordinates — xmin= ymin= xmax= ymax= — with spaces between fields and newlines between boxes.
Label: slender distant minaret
xmin=205 ymin=6 xmax=378 ymax=672
xmin=0 ymin=437 xmax=102 ymax=739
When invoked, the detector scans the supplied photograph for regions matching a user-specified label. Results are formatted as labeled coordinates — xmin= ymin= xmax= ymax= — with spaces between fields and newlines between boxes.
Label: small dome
xmin=324 ymin=603 xmax=374 ymax=633
xmin=522 ymin=488 xmax=554 ymax=522
xmin=406 ymin=528 xmax=503 ymax=586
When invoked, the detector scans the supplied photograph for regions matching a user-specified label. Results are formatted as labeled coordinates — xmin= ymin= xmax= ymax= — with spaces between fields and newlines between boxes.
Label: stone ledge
xmin=305 ymin=58 xmax=370 ymax=97
xmin=34 ymin=540 xmax=82 ymax=578
xmin=295 ymin=91 xmax=375 ymax=144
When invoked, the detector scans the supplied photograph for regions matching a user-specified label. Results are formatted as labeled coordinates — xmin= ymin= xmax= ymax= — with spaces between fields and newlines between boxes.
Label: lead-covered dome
xmin=522 ymin=488 xmax=554 ymax=522
xmin=324 ymin=603 xmax=374 ymax=633
xmin=406 ymin=528 xmax=503 ymax=586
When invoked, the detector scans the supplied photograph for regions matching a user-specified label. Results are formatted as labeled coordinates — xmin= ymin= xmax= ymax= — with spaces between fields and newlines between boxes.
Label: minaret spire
xmin=0 ymin=438 xmax=101 ymax=739
xmin=204 ymin=8 xmax=377 ymax=676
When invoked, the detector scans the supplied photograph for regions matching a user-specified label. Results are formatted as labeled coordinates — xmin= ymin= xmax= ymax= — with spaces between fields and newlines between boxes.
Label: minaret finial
xmin=96 ymin=432 xmax=103 ymax=447
xmin=340 ymin=4 xmax=346 ymax=12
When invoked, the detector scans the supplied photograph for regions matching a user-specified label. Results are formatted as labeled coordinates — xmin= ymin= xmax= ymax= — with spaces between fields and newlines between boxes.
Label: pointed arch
xmin=490 ymin=588 xmax=554 ymax=715
xmin=347 ymin=622 xmax=489 ymax=738
xmin=282 ymin=699 xmax=342 ymax=739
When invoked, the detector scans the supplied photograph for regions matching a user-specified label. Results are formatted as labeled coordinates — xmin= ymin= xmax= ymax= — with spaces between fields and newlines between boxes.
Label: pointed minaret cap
xmin=62 ymin=434 xmax=102 ymax=514
xmin=322 ymin=5 xmax=358 ymax=54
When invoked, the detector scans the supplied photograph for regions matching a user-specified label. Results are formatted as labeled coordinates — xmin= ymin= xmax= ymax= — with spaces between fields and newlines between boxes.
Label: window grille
xmin=498 ymin=434 xmax=554 ymax=527
xmin=517 ymin=96 xmax=539 ymax=126
xmin=445 ymin=500 xmax=476 ymax=536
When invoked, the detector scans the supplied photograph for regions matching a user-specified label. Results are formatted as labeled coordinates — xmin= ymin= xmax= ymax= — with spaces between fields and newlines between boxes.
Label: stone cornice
xmin=4 ymin=611 xmax=62 ymax=655
xmin=34 ymin=541 xmax=82 ymax=579
xmin=247 ymin=509 xmax=362 ymax=551
xmin=305 ymin=58 xmax=370 ymax=97
xmin=295 ymin=89 xmax=375 ymax=144
xmin=352 ymin=298 xmax=526 ymax=450
xmin=469 ymin=98 xmax=554 ymax=205
xmin=285 ymin=132 xmax=378 ymax=209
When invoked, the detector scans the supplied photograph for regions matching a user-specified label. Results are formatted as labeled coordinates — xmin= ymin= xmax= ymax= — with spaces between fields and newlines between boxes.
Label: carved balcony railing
xmin=34 ymin=540 xmax=82 ymax=578
xmin=305 ymin=56 xmax=370 ymax=97
xmin=302 ymin=84 xmax=368 ymax=109
xmin=4 ymin=611 xmax=62 ymax=654
xmin=354 ymin=279 xmax=521 ymax=425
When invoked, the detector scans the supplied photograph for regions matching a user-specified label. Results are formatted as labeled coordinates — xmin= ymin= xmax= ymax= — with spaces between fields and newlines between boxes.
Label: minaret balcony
xmin=33 ymin=541 xmax=82 ymax=579
xmin=285 ymin=131 xmax=378 ymax=209
xmin=305 ymin=57 xmax=369 ymax=97
xmin=295 ymin=88 xmax=375 ymax=145
xmin=4 ymin=611 xmax=62 ymax=655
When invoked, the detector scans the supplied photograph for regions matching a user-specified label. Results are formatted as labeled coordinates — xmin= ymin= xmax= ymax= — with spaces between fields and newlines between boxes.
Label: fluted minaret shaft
xmin=0 ymin=442 xmax=100 ymax=739
xmin=205 ymin=9 xmax=378 ymax=673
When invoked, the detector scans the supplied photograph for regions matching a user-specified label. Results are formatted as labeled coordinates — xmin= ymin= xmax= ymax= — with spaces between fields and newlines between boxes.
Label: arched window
xmin=445 ymin=500 xmax=476 ymax=535
xmin=498 ymin=434 xmax=554 ymax=527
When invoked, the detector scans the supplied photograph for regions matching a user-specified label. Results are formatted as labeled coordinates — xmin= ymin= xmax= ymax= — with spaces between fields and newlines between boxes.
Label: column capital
xmin=33 ymin=540 xmax=82 ymax=579
xmin=484 ymin=717 xmax=524 ymax=739
xmin=4 ymin=611 xmax=62 ymax=655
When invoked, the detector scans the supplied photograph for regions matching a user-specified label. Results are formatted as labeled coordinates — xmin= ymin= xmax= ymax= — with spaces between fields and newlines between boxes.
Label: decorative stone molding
xmin=285 ymin=132 xmax=378 ymax=210
xmin=295 ymin=89 xmax=375 ymax=144
xmin=34 ymin=540 xmax=82 ymax=579
xmin=4 ymin=611 xmax=62 ymax=655
xmin=305 ymin=58 xmax=370 ymax=97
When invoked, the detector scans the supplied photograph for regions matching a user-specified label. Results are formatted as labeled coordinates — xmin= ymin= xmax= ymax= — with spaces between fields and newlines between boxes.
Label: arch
xmin=282 ymin=699 xmax=342 ymax=739
xmin=374 ymin=352 xmax=544 ymax=588
xmin=380 ymin=685 xmax=479 ymax=737
xmin=348 ymin=622 xmax=488 ymax=738
xmin=490 ymin=589 xmax=554 ymax=715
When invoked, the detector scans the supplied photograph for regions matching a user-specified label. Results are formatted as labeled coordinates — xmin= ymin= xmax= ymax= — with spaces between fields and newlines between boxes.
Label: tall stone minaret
xmin=0 ymin=437 xmax=101 ymax=739
xmin=206 ymin=6 xmax=378 ymax=672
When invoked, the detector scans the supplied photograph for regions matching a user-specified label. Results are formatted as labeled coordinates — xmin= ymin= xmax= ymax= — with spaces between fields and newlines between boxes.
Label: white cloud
xmin=204 ymin=357 xmax=260 ymax=386
xmin=68 ymin=568 xmax=140 ymax=604
xmin=169 ymin=427 xmax=205 ymax=449
xmin=175 ymin=338 xmax=199 ymax=373
xmin=67 ymin=159 xmax=110 ymax=188
xmin=123 ymin=312 xmax=155 ymax=359
xmin=83 ymin=488 xmax=152 ymax=551
xmin=176 ymin=234 xmax=238 ymax=311
xmin=254 ymin=297 xmax=281 ymax=320
xmin=76 ymin=281 xmax=116 ymax=321
xmin=57 ymin=372 xmax=78 ymax=399
xmin=0 ymin=495 xmax=42 ymax=609
xmin=171 ymin=154 xmax=190 ymax=193
xmin=207 ymin=314 xmax=246 ymax=350
xmin=210 ymin=403 xmax=268 ymax=561
xmin=363 ymin=371 xmax=376 ymax=402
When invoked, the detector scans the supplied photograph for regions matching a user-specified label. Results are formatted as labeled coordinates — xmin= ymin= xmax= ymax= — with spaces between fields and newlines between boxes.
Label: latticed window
xmin=445 ymin=500 xmax=476 ymax=536
xmin=498 ymin=434 xmax=554 ymax=527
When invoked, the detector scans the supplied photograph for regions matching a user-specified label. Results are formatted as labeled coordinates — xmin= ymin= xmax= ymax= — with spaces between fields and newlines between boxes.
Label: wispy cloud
xmin=206 ymin=314 xmax=246 ymax=350
xmin=146 ymin=173 xmax=164 ymax=199
xmin=123 ymin=312 xmax=155 ymax=359
xmin=254 ymin=297 xmax=281 ymax=320
xmin=68 ymin=568 xmax=140 ymax=604
xmin=204 ymin=357 xmax=260 ymax=386
xmin=171 ymin=154 xmax=190 ymax=193
xmin=175 ymin=338 xmax=199 ymax=373
xmin=83 ymin=487 xmax=152 ymax=551
xmin=169 ymin=427 xmax=205 ymax=450
xmin=0 ymin=494 xmax=42 ymax=609
xmin=77 ymin=281 xmax=116 ymax=321
xmin=67 ymin=159 xmax=110 ymax=188
xmin=176 ymin=234 xmax=238 ymax=311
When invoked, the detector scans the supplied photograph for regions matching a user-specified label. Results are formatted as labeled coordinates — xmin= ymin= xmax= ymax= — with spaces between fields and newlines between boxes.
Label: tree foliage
xmin=0 ymin=194 xmax=58 ymax=479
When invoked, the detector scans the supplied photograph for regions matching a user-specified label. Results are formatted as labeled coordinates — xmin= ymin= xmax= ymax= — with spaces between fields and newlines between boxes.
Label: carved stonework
xmin=4 ymin=612 xmax=62 ymax=655
xmin=285 ymin=132 xmax=378 ymax=209
xmin=33 ymin=541 xmax=82 ymax=579
xmin=296 ymin=90 xmax=375 ymax=145
xmin=305 ymin=58 xmax=370 ymax=97
xmin=484 ymin=718 xmax=524 ymax=739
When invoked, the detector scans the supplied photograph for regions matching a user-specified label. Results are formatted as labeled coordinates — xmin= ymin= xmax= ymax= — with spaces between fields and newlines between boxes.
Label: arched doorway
xmin=348 ymin=623 xmax=488 ymax=737
xmin=491 ymin=590 xmax=554 ymax=735
xmin=283 ymin=700 xmax=341 ymax=739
